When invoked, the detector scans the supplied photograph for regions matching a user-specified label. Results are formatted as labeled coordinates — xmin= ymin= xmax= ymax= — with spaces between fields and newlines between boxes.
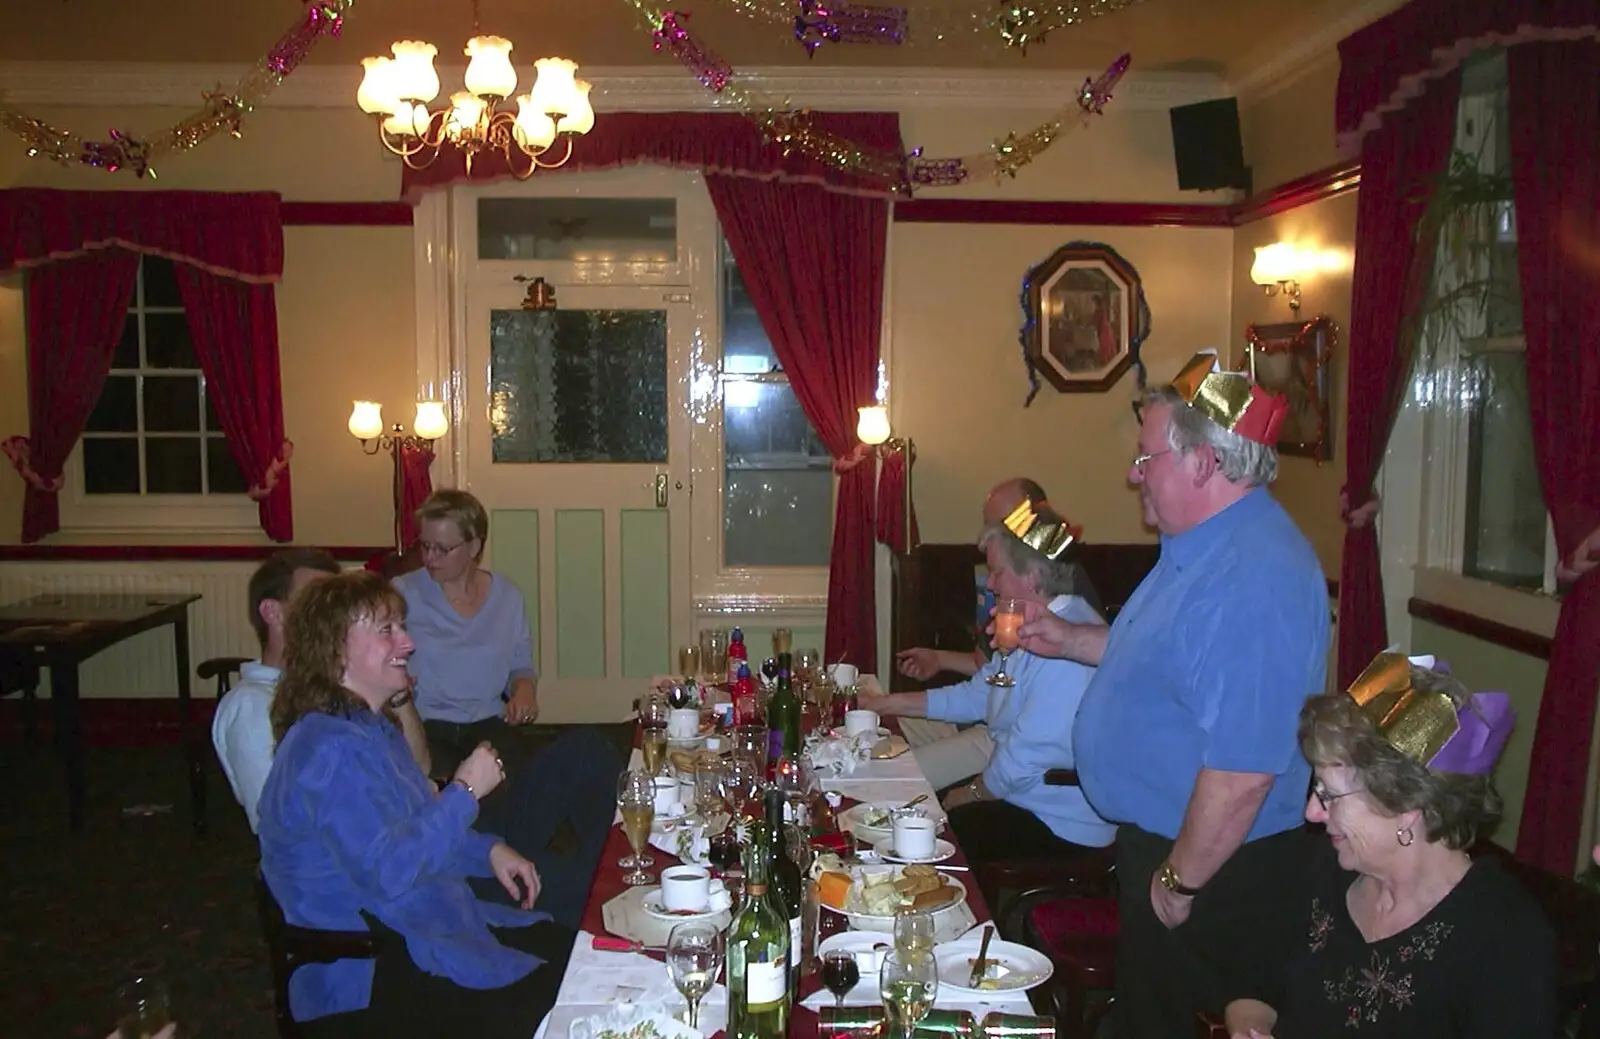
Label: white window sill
xmin=1411 ymin=566 xmax=1561 ymax=643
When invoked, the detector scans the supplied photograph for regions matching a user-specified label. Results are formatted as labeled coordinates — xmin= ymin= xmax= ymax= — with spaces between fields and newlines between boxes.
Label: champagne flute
xmin=617 ymin=770 xmax=656 ymax=879
xmin=986 ymin=597 xmax=1024 ymax=688
xmin=115 ymin=975 xmax=172 ymax=1039
xmin=666 ymin=921 xmax=725 ymax=1029
xmin=641 ymin=695 xmax=671 ymax=775
xmin=679 ymin=644 xmax=702 ymax=681
xmin=812 ymin=676 xmax=837 ymax=737
xmin=700 ymin=629 xmax=729 ymax=687
xmin=893 ymin=909 xmax=936 ymax=963
xmin=880 ymin=950 xmax=939 ymax=1039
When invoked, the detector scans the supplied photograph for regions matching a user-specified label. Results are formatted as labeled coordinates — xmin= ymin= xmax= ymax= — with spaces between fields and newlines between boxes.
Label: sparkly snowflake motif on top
xmin=1322 ymin=921 xmax=1454 ymax=1027
xmin=733 ymin=819 xmax=752 ymax=845
xmin=1307 ymin=898 xmax=1334 ymax=952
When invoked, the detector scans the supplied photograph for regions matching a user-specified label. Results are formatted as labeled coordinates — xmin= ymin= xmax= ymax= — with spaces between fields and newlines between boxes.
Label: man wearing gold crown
xmin=1016 ymin=351 xmax=1331 ymax=1038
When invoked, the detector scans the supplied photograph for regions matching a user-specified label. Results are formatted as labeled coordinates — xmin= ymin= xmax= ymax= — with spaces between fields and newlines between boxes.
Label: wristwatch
xmin=387 ymin=690 xmax=413 ymax=709
xmin=965 ymin=779 xmax=984 ymax=801
xmin=1157 ymin=860 xmax=1201 ymax=897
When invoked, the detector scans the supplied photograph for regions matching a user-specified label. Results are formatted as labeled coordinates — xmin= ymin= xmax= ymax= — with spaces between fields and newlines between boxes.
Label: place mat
xmin=601 ymin=884 xmax=733 ymax=947
xmin=536 ymin=930 xmax=729 ymax=1039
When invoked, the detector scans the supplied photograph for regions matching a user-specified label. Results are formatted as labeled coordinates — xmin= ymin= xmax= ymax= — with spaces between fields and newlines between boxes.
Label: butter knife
xmin=968 ymin=924 xmax=995 ymax=988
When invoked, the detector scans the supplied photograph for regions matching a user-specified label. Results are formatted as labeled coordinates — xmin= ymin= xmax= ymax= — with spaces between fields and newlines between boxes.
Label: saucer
xmin=872 ymin=837 xmax=957 ymax=864
xmin=641 ymin=887 xmax=729 ymax=921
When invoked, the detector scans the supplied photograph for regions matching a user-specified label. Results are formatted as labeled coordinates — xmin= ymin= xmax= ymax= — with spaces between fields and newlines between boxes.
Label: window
xmin=719 ymin=241 xmax=833 ymax=568
xmin=64 ymin=256 xmax=254 ymax=532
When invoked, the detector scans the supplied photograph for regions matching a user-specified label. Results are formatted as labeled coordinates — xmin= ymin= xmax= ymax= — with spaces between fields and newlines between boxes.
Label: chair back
xmin=255 ymin=874 xmax=379 ymax=1039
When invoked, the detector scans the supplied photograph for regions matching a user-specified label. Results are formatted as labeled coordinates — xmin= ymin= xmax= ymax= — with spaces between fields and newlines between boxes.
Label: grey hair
xmin=1143 ymin=386 xmax=1278 ymax=487
xmin=977 ymin=524 xmax=1077 ymax=598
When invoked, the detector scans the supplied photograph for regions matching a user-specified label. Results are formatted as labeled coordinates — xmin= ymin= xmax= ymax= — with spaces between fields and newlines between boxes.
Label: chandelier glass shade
xmin=357 ymin=32 xmax=593 ymax=177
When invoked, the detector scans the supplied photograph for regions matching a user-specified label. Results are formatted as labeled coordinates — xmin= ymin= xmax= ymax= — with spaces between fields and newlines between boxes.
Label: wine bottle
xmin=727 ymin=837 xmax=790 ymax=1039
xmin=767 ymin=653 xmax=800 ymax=765
xmin=764 ymin=788 xmax=805 ymax=996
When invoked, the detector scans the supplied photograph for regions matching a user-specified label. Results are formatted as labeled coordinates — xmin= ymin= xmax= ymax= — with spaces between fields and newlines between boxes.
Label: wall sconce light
xmin=856 ymin=405 xmax=891 ymax=446
xmin=856 ymin=404 xmax=918 ymax=553
xmin=1251 ymin=243 xmax=1303 ymax=312
xmin=348 ymin=399 xmax=451 ymax=547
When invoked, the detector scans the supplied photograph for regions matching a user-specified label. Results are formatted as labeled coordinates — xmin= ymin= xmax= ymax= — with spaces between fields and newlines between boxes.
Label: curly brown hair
xmin=270 ymin=569 xmax=408 ymax=743
xmin=1298 ymin=667 xmax=1503 ymax=850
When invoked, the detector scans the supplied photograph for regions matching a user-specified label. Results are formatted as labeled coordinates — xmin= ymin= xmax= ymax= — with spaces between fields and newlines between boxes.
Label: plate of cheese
xmin=816 ymin=863 xmax=967 ymax=932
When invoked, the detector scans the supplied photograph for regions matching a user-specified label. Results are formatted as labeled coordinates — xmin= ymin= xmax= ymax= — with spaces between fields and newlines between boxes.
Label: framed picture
xmin=1245 ymin=315 xmax=1339 ymax=461
xmin=1021 ymin=241 xmax=1151 ymax=398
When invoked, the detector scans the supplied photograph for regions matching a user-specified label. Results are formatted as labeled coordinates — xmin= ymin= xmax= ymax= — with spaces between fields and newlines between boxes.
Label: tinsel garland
xmin=0 ymin=1 xmax=353 ymax=178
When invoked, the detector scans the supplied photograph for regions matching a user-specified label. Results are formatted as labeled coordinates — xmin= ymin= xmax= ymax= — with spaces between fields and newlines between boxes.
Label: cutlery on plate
xmin=592 ymin=935 xmax=665 ymax=954
xmin=932 ymin=864 xmax=970 ymax=873
xmin=968 ymin=924 xmax=995 ymax=988
xmin=899 ymin=793 xmax=929 ymax=811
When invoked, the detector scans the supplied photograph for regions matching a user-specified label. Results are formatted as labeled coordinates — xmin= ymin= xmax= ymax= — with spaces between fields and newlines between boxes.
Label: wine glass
xmin=617 ymin=770 xmax=656 ymax=882
xmin=795 ymin=647 xmax=820 ymax=683
xmin=694 ymin=757 xmax=727 ymax=818
xmin=679 ymin=644 xmax=702 ymax=680
xmin=811 ymin=675 xmax=837 ymax=737
xmin=880 ymin=950 xmax=939 ymax=1039
xmin=700 ymin=629 xmax=729 ymax=687
xmin=986 ymin=597 xmax=1024 ymax=688
xmin=115 ymin=975 xmax=172 ymax=1039
xmin=893 ymin=909 xmax=935 ymax=963
xmin=820 ymin=950 xmax=860 ymax=1007
xmin=666 ymin=921 xmax=725 ymax=1029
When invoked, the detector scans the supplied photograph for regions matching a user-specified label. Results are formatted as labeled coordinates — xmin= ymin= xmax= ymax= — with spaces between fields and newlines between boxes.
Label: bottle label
xmin=789 ymin=917 xmax=802 ymax=967
xmin=745 ymin=958 xmax=787 ymax=1005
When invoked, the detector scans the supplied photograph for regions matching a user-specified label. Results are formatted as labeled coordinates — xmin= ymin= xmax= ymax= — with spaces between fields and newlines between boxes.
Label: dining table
xmin=537 ymin=678 xmax=1050 ymax=1039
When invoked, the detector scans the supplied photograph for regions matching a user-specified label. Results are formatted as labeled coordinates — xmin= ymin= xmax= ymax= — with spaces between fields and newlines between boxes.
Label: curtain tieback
xmin=1339 ymin=490 xmax=1380 ymax=529
xmin=1 ymin=436 xmax=65 ymax=493
xmin=1556 ymin=526 xmax=1600 ymax=585
xmin=246 ymin=439 xmax=294 ymax=502
xmin=832 ymin=442 xmax=873 ymax=475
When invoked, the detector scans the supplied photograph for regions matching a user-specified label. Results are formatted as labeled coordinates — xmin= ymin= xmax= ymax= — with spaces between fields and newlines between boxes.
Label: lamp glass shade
xmin=530 ymin=58 xmax=580 ymax=117
xmin=448 ymin=91 xmax=489 ymax=136
xmin=357 ymin=56 xmax=400 ymax=115
xmin=414 ymin=401 xmax=450 ymax=441
xmin=563 ymin=79 xmax=595 ymax=135
xmin=513 ymin=97 xmax=557 ymax=150
xmin=349 ymin=401 xmax=385 ymax=441
xmin=464 ymin=35 xmax=517 ymax=98
xmin=1250 ymin=243 xmax=1297 ymax=286
xmin=389 ymin=41 xmax=441 ymax=103
xmin=383 ymin=102 xmax=429 ymax=138
xmin=857 ymin=405 xmax=891 ymax=446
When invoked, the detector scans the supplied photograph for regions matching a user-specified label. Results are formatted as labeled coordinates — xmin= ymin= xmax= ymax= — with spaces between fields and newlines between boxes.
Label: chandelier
xmin=355 ymin=4 xmax=594 ymax=177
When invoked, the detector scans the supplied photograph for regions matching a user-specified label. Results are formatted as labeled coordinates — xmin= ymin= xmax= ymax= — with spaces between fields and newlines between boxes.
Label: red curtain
xmin=6 ymin=250 xmax=139 ymax=542
xmin=400 ymin=111 xmax=903 ymax=200
xmin=1335 ymin=75 xmax=1462 ymax=690
xmin=1507 ymin=40 xmax=1600 ymax=874
xmin=1334 ymin=0 xmax=1600 ymax=155
xmin=174 ymin=268 xmax=293 ymax=541
xmin=397 ymin=441 xmax=436 ymax=549
xmin=875 ymin=444 xmax=919 ymax=554
xmin=706 ymin=174 xmax=888 ymax=669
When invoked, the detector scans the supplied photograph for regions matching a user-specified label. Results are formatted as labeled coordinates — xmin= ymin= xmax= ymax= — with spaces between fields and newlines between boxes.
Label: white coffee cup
xmin=844 ymin=709 xmax=880 ymax=738
xmin=652 ymin=775 xmax=678 ymax=815
xmin=893 ymin=815 xmax=938 ymax=860
xmin=668 ymin=708 xmax=700 ymax=740
xmin=660 ymin=865 xmax=712 ymax=912
xmin=828 ymin=663 xmax=860 ymax=687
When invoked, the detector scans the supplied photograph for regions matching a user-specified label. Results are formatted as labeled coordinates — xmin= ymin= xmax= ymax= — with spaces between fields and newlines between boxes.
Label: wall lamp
xmin=857 ymin=405 xmax=918 ymax=553
xmin=1250 ymin=242 xmax=1304 ymax=312
xmin=348 ymin=400 xmax=450 ymax=547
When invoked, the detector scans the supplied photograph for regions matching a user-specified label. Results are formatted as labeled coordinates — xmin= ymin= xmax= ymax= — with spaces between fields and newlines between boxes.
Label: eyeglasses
xmin=1311 ymin=782 xmax=1364 ymax=811
xmin=416 ymin=539 xmax=466 ymax=558
xmin=1132 ymin=449 xmax=1173 ymax=473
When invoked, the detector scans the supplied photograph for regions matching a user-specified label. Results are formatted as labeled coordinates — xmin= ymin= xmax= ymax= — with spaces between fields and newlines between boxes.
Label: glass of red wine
xmin=820 ymin=950 xmax=861 ymax=1007
xmin=708 ymin=827 xmax=741 ymax=874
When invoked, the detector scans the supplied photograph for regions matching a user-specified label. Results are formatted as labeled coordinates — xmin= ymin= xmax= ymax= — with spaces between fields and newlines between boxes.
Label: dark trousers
xmin=945 ymin=798 xmax=1104 ymax=868
xmin=298 ymin=918 xmax=575 ymax=1039
xmin=423 ymin=715 xmax=544 ymax=778
xmin=1112 ymin=824 xmax=1310 ymax=1039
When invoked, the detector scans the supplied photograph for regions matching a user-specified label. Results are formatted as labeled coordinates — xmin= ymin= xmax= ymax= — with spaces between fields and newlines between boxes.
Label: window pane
xmin=142 ymin=256 xmax=183 ymax=308
xmin=1464 ymin=355 xmax=1545 ymax=587
xmin=205 ymin=437 xmax=249 ymax=494
xmin=722 ymin=249 xmax=778 ymax=374
xmin=85 ymin=375 xmax=138 ymax=432
xmin=82 ymin=437 xmax=140 ymax=494
xmin=144 ymin=313 xmax=198 ymax=369
xmin=145 ymin=437 xmax=202 ymax=493
xmin=477 ymin=198 xmax=677 ymax=262
xmin=723 ymin=381 xmax=832 ymax=568
xmin=113 ymin=315 xmax=139 ymax=369
xmin=144 ymin=375 xmax=202 ymax=431
xmin=489 ymin=308 xmax=668 ymax=463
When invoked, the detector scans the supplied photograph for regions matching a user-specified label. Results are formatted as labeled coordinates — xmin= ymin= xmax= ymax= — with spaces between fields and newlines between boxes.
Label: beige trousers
xmin=900 ymin=717 xmax=995 ymax=791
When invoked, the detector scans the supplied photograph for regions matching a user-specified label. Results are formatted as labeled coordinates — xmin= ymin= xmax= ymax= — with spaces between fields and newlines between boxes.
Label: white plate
xmin=839 ymin=802 xmax=946 ymax=843
xmin=872 ymin=838 xmax=956 ymax=865
xmin=640 ymin=887 xmax=727 ymax=922
xmin=819 ymin=866 xmax=967 ymax=931
xmin=933 ymin=936 xmax=1054 ymax=994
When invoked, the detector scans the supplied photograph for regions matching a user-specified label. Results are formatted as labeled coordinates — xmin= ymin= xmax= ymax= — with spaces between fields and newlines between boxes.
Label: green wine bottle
xmin=764 ymin=788 xmax=805 ymax=997
xmin=727 ymin=838 xmax=790 ymax=1039
xmin=767 ymin=652 xmax=800 ymax=764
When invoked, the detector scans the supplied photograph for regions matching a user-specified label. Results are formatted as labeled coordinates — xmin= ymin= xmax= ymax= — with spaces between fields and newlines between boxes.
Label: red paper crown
xmin=1167 ymin=351 xmax=1288 ymax=447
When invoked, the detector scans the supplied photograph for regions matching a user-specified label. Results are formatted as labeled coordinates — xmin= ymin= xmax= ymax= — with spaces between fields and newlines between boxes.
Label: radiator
xmin=0 ymin=562 xmax=259 ymax=699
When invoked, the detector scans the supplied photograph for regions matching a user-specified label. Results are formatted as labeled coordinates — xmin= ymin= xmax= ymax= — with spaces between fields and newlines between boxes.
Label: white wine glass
xmin=880 ymin=949 xmax=938 ymax=1039
xmin=893 ymin=909 xmax=935 ymax=963
xmin=115 ymin=975 xmax=172 ymax=1039
xmin=617 ymin=769 xmax=656 ymax=878
xmin=986 ymin=597 xmax=1023 ymax=688
xmin=666 ymin=920 xmax=725 ymax=1029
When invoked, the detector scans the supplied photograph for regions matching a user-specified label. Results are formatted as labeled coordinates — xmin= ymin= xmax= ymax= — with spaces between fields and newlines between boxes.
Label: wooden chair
xmin=197 ymin=655 xmax=252 ymax=698
xmin=192 ymin=656 xmax=251 ymax=835
xmin=256 ymin=875 xmax=379 ymax=1039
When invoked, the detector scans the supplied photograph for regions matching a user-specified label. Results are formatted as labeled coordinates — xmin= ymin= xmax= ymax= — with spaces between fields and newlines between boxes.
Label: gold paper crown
xmin=1002 ymin=499 xmax=1083 ymax=560
xmin=1346 ymin=652 xmax=1461 ymax=767
xmin=1168 ymin=351 xmax=1288 ymax=446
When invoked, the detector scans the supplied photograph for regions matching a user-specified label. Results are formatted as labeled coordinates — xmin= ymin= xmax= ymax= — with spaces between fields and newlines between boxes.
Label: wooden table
xmin=0 ymin=592 xmax=204 ymax=832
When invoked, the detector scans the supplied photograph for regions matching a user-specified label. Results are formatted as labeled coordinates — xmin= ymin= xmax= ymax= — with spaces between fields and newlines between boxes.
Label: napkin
xmin=805 ymin=733 xmax=872 ymax=778
xmin=648 ymin=818 xmax=710 ymax=866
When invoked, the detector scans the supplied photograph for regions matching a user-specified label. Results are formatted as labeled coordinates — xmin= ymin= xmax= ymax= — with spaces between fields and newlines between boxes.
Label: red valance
xmin=1336 ymin=0 xmax=1600 ymax=154
xmin=400 ymin=111 xmax=903 ymax=201
xmin=0 ymin=188 xmax=284 ymax=282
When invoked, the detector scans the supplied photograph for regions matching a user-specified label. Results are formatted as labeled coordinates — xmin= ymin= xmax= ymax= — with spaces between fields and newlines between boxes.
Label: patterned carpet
xmin=0 ymin=723 xmax=631 ymax=1039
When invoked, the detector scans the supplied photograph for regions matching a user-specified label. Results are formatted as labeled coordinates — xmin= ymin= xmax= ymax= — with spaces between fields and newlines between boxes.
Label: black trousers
xmin=1111 ymin=824 xmax=1310 ymax=1039
xmin=945 ymin=798 xmax=1104 ymax=868
xmin=297 ymin=919 xmax=575 ymax=1039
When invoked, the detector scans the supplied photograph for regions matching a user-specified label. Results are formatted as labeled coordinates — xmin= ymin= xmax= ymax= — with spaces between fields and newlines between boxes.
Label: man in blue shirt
xmin=1016 ymin=352 xmax=1327 ymax=1038
xmin=862 ymin=513 xmax=1113 ymax=866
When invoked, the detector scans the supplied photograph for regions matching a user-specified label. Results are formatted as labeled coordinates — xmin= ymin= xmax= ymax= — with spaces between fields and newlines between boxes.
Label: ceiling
xmin=6 ymin=0 xmax=1392 ymax=81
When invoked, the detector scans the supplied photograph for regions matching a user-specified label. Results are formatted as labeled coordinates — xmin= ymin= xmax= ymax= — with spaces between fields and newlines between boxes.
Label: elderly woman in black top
xmin=1225 ymin=652 xmax=1557 ymax=1039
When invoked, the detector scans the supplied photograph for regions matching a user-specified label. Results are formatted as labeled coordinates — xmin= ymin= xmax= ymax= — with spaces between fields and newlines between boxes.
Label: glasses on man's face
xmin=1311 ymin=781 xmax=1364 ymax=811
xmin=416 ymin=539 xmax=466 ymax=559
xmin=1132 ymin=449 xmax=1173 ymax=474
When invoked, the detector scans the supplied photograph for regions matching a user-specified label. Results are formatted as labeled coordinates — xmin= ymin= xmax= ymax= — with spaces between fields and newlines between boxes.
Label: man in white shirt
xmin=212 ymin=548 xmax=431 ymax=831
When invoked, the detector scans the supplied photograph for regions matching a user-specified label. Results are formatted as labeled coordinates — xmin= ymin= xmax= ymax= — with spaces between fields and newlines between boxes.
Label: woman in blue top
xmin=257 ymin=570 xmax=572 ymax=1038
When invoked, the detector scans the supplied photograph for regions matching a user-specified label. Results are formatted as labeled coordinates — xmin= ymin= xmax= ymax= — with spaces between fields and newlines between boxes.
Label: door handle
xmin=654 ymin=473 xmax=669 ymax=508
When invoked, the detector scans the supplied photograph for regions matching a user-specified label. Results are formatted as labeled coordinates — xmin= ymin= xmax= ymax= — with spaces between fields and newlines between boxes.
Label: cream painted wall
xmin=1239 ymin=59 xmax=1343 ymax=193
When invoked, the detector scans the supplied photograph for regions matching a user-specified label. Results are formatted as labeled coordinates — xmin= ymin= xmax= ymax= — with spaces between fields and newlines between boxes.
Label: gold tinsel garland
xmin=703 ymin=0 xmax=1146 ymax=53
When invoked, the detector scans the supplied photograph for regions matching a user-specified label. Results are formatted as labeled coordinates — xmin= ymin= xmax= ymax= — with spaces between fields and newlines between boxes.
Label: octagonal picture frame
xmin=1021 ymin=241 xmax=1151 ymax=396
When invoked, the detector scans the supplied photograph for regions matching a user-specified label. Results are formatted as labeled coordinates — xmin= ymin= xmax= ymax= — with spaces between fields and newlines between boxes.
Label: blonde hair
xmin=270 ymin=570 xmax=407 ymax=742
xmin=415 ymin=488 xmax=489 ymax=560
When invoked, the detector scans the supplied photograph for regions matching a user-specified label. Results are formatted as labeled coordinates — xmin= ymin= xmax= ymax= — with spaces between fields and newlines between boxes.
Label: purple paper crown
xmin=1345 ymin=651 xmax=1515 ymax=775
